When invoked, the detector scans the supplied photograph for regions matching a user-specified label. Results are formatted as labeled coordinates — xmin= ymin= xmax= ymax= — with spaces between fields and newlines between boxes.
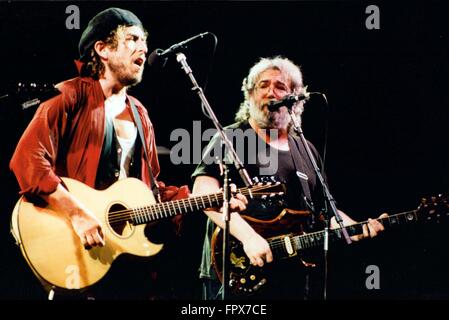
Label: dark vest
xmin=95 ymin=115 xmax=142 ymax=190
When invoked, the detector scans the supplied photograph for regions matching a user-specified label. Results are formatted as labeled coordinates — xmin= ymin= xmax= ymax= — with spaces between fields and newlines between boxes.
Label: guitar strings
xmin=106 ymin=185 xmax=276 ymax=224
xmin=266 ymin=211 xmax=416 ymax=252
xmin=241 ymin=199 xmax=446 ymax=253
xmin=108 ymin=183 xmax=428 ymax=229
xmin=106 ymin=186 xmax=266 ymax=225
xmin=106 ymin=184 xmax=282 ymax=225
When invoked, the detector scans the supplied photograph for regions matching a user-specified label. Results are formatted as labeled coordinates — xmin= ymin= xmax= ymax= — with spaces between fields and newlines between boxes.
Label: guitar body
xmin=211 ymin=208 xmax=311 ymax=296
xmin=10 ymin=177 xmax=163 ymax=290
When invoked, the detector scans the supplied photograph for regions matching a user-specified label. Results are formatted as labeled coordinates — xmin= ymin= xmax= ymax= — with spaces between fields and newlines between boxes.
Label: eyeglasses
xmin=254 ymin=80 xmax=291 ymax=96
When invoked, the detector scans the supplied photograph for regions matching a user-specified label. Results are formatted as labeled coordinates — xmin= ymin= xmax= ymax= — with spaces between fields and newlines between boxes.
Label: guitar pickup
xmin=283 ymin=236 xmax=296 ymax=256
xmin=270 ymin=234 xmax=297 ymax=258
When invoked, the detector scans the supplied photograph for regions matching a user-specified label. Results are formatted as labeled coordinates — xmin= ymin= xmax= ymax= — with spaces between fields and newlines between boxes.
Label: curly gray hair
xmin=235 ymin=56 xmax=305 ymax=123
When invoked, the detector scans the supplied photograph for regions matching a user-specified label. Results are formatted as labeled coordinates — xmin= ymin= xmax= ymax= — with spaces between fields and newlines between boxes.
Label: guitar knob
xmin=250 ymin=275 xmax=256 ymax=281
xmin=240 ymin=278 xmax=246 ymax=284
xmin=253 ymin=278 xmax=267 ymax=291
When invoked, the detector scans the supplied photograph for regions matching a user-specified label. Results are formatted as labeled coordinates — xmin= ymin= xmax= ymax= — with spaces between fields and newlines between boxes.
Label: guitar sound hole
xmin=108 ymin=203 xmax=134 ymax=237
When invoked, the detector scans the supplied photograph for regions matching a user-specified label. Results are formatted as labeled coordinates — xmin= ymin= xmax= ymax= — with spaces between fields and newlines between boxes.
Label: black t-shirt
xmin=192 ymin=121 xmax=328 ymax=217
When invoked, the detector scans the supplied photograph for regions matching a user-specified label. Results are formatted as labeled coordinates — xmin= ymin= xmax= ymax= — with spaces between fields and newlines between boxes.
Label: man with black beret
xmin=10 ymin=7 xmax=189 ymax=299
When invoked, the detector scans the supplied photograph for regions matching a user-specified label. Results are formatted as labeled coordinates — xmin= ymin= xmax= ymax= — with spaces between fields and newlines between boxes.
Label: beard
xmin=248 ymin=99 xmax=292 ymax=129
xmin=108 ymin=58 xmax=143 ymax=87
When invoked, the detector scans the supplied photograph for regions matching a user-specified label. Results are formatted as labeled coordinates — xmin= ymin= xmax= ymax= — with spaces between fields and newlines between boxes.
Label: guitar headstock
xmin=246 ymin=176 xmax=286 ymax=199
xmin=417 ymin=194 xmax=449 ymax=223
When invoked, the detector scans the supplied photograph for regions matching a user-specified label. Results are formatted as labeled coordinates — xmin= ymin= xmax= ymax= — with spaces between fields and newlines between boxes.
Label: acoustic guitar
xmin=10 ymin=177 xmax=285 ymax=290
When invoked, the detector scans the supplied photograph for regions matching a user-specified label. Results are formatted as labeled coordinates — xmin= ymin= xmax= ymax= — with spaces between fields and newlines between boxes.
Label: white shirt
xmin=104 ymin=95 xmax=137 ymax=179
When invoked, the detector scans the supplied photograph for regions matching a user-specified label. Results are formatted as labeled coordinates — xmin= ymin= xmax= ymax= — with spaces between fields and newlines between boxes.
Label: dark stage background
xmin=0 ymin=1 xmax=448 ymax=300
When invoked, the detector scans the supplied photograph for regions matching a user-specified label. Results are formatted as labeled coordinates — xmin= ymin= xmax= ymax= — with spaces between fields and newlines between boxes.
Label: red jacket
xmin=10 ymin=76 xmax=161 ymax=197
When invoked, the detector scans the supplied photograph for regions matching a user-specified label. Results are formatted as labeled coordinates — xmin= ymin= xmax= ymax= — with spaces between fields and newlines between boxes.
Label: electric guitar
xmin=10 ymin=177 xmax=285 ymax=290
xmin=211 ymin=194 xmax=449 ymax=296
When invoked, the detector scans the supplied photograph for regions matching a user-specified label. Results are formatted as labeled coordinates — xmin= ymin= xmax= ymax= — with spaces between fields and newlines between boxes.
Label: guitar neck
xmin=130 ymin=192 xmax=223 ymax=225
xmin=128 ymin=185 xmax=267 ymax=225
xmin=268 ymin=209 xmax=419 ymax=258
xmin=333 ymin=209 xmax=419 ymax=239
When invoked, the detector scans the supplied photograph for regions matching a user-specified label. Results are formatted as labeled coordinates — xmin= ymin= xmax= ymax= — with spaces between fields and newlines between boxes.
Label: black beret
xmin=78 ymin=7 xmax=143 ymax=61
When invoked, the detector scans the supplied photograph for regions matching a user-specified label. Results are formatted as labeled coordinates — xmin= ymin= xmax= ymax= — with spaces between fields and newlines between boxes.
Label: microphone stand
xmin=287 ymin=106 xmax=351 ymax=300
xmin=220 ymin=162 xmax=231 ymax=299
xmin=174 ymin=52 xmax=253 ymax=300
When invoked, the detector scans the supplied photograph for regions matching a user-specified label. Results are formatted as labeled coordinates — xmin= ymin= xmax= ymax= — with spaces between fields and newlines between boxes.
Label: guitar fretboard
xmin=107 ymin=183 xmax=282 ymax=226
xmin=269 ymin=209 xmax=419 ymax=259
xmin=130 ymin=194 xmax=222 ymax=224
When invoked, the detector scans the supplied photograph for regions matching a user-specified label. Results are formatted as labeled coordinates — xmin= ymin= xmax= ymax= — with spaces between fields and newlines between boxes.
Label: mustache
xmin=262 ymin=103 xmax=286 ymax=113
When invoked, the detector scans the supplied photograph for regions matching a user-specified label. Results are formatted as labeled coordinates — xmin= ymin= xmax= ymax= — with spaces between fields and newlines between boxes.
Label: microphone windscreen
xmin=147 ymin=48 xmax=167 ymax=67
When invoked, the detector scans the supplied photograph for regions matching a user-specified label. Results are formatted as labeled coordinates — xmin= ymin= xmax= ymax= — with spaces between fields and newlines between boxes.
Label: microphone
xmin=267 ymin=93 xmax=310 ymax=112
xmin=147 ymin=32 xmax=210 ymax=67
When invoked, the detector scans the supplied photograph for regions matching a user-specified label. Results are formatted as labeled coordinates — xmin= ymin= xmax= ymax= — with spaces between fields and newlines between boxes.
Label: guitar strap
xmin=128 ymin=97 xmax=161 ymax=202
xmin=288 ymin=135 xmax=315 ymax=212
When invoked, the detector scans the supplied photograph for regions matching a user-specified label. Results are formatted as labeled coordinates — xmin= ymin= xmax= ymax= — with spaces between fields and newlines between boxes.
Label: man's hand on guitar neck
xmin=358 ymin=213 xmax=389 ymax=241
xmin=331 ymin=210 xmax=388 ymax=242
xmin=220 ymin=183 xmax=248 ymax=213
xmin=43 ymin=184 xmax=105 ymax=247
